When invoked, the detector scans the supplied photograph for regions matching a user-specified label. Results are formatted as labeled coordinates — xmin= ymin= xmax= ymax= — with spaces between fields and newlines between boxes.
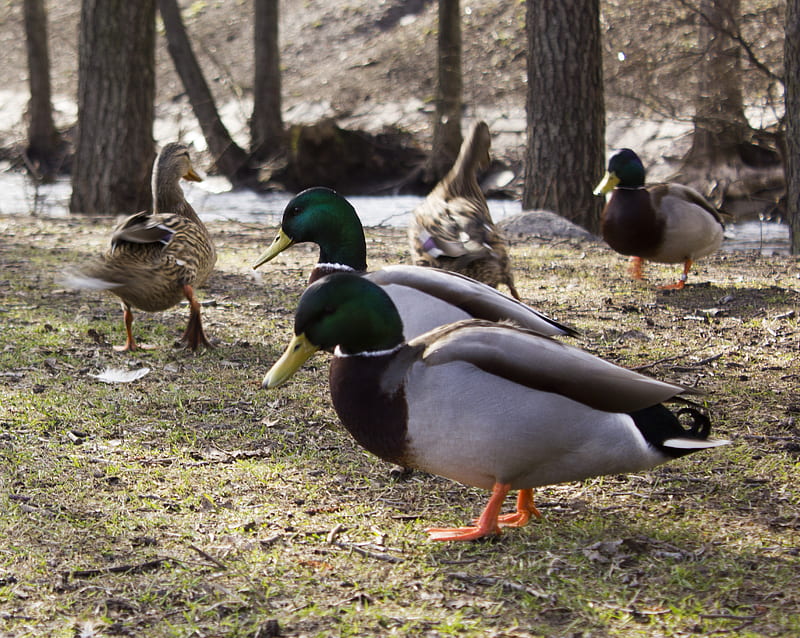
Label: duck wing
xmin=110 ymin=212 xmax=181 ymax=249
xmin=415 ymin=321 xmax=699 ymax=413
xmin=367 ymin=265 xmax=577 ymax=337
xmin=411 ymin=197 xmax=496 ymax=264
xmin=649 ymin=184 xmax=725 ymax=227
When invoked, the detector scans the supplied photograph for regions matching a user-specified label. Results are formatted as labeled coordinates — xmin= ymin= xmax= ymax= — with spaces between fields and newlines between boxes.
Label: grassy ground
xmin=0 ymin=213 xmax=798 ymax=637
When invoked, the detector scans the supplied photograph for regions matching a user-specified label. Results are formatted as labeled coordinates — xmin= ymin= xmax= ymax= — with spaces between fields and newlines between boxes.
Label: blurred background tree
xmin=524 ymin=0 xmax=605 ymax=234
xmin=23 ymin=0 xmax=64 ymax=184
xmin=250 ymin=0 xmax=284 ymax=163
xmin=69 ymin=0 xmax=155 ymax=215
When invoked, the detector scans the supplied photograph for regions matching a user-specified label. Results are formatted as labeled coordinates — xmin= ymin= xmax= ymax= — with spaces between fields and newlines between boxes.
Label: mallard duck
xmin=593 ymin=148 xmax=724 ymax=289
xmin=252 ymin=186 xmax=576 ymax=340
xmin=264 ymin=272 xmax=729 ymax=542
xmin=408 ymin=121 xmax=520 ymax=299
xmin=63 ymin=142 xmax=216 ymax=350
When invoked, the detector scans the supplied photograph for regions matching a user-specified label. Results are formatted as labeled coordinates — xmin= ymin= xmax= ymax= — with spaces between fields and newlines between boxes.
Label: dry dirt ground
xmin=0 ymin=212 xmax=798 ymax=636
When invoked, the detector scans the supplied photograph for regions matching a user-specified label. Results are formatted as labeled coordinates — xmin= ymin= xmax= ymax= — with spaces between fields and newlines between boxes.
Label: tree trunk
xmin=69 ymin=0 xmax=155 ymax=215
xmin=686 ymin=0 xmax=751 ymax=164
xmin=250 ymin=0 xmax=284 ymax=162
xmin=23 ymin=0 xmax=64 ymax=183
xmin=427 ymin=0 xmax=462 ymax=183
xmin=524 ymin=0 xmax=605 ymax=235
xmin=158 ymin=0 xmax=257 ymax=186
xmin=785 ymin=0 xmax=800 ymax=253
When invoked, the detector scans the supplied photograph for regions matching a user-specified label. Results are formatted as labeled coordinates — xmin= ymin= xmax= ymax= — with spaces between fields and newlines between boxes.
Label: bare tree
xmin=69 ymin=0 xmax=155 ymax=215
xmin=23 ymin=0 xmax=64 ymax=183
xmin=685 ymin=0 xmax=751 ymax=164
xmin=250 ymin=0 xmax=284 ymax=162
xmin=524 ymin=0 xmax=605 ymax=234
xmin=427 ymin=0 xmax=463 ymax=183
xmin=158 ymin=0 xmax=257 ymax=186
xmin=785 ymin=0 xmax=800 ymax=253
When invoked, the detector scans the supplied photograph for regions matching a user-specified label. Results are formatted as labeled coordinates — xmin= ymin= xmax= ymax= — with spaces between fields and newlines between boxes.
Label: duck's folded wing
xmin=111 ymin=213 xmax=181 ymax=247
xmin=412 ymin=201 xmax=495 ymax=261
xmin=368 ymin=265 xmax=578 ymax=337
xmin=649 ymin=184 xmax=724 ymax=226
xmin=418 ymin=322 xmax=699 ymax=413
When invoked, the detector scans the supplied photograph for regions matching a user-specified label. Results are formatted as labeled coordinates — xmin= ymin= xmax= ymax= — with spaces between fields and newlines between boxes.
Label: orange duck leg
xmin=180 ymin=284 xmax=212 ymax=350
xmin=660 ymin=259 xmax=692 ymax=290
xmin=426 ymin=483 xmax=540 ymax=541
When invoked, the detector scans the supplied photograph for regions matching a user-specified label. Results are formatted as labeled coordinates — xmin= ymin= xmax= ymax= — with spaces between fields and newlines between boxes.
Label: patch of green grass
xmin=0 ymin=215 xmax=798 ymax=636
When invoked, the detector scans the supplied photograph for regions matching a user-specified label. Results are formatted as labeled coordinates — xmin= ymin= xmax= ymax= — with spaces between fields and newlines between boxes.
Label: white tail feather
xmin=663 ymin=438 xmax=730 ymax=449
xmin=58 ymin=271 xmax=121 ymax=291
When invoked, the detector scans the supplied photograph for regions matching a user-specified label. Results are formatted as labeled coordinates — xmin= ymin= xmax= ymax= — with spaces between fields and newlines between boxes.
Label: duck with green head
xmin=594 ymin=148 xmax=724 ymax=289
xmin=264 ymin=272 xmax=729 ymax=542
xmin=253 ymin=187 xmax=576 ymax=340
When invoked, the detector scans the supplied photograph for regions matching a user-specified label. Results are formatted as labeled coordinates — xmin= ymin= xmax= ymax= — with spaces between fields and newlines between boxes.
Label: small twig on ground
xmin=188 ymin=544 xmax=228 ymax=571
xmin=66 ymin=558 xmax=169 ymax=580
xmin=629 ymin=340 xmax=714 ymax=371
xmin=446 ymin=571 xmax=551 ymax=599
xmin=331 ymin=542 xmax=404 ymax=563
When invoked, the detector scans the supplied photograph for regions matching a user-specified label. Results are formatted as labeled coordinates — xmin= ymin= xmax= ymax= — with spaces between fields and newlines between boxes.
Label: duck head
xmin=263 ymin=273 xmax=404 ymax=388
xmin=593 ymin=148 xmax=646 ymax=194
xmin=253 ymin=187 xmax=367 ymax=271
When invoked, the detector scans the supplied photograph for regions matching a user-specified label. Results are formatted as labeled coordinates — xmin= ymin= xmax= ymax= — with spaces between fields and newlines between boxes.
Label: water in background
xmin=0 ymin=172 xmax=791 ymax=255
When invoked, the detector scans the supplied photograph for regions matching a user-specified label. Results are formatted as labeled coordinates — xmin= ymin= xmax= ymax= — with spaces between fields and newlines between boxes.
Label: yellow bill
xmin=183 ymin=167 xmax=204 ymax=182
xmin=253 ymin=228 xmax=294 ymax=269
xmin=593 ymin=171 xmax=619 ymax=196
xmin=262 ymin=333 xmax=320 ymax=389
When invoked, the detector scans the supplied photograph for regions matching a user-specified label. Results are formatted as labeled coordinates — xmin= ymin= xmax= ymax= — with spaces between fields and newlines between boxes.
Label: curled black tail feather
xmin=675 ymin=407 xmax=711 ymax=439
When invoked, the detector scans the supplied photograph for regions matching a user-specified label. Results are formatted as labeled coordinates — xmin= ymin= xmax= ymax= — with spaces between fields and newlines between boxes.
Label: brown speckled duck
xmin=63 ymin=142 xmax=216 ymax=351
xmin=593 ymin=148 xmax=724 ymax=289
xmin=408 ymin=121 xmax=520 ymax=299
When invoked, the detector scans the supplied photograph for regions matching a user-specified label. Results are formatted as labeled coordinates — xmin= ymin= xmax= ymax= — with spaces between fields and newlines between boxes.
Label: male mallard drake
xmin=253 ymin=187 xmax=575 ymax=340
xmin=264 ymin=273 xmax=729 ymax=542
xmin=593 ymin=148 xmax=724 ymax=289
xmin=408 ymin=121 xmax=520 ymax=299
xmin=63 ymin=142 xmax=216 ymax=350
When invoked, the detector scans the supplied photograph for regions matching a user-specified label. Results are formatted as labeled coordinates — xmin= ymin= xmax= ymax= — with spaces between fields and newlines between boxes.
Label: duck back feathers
xmin=409 ymin=121 xmax=519 ymax=298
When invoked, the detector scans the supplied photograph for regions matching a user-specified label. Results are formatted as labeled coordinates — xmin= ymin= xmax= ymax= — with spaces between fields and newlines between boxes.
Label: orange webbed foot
xmin=426 ymin=524 xmax=502 ymax=542
xmin=659 ymin=259 xmax=691 ymax=290
xmin=426 ymin=482 xmax=520 ymax=542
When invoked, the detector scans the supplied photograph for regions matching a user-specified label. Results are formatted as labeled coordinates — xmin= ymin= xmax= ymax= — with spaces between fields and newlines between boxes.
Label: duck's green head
xmin=263 ymin=272 xmax=404 ymax=388
xmin=593 ymin=148 xmax=646 ymax=194
xmin=253 ymin=187 xmax=368 ymax=271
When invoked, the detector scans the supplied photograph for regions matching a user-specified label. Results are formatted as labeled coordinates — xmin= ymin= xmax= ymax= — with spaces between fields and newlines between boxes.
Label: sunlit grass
xmin=0 ymin=215 xmax=798 ymax=636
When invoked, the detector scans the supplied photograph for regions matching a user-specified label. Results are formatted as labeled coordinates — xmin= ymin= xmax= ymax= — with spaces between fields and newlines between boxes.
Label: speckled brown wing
xmin=409 ymin=121 xmax=519 ymax=298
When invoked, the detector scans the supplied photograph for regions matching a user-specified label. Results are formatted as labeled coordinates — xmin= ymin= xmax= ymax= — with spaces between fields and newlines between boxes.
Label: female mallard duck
xmin=264 ymin=273 xmax=729 ymax=542
xmin=407 ymin=121 xmax=520 ymax=299
xmin=253 ymin=186 xmax=575 ymax=340
xmin=63 ymin=142 xmax=216 ymax=351
xmin=593 ymin=148 xmax=724 ymax=289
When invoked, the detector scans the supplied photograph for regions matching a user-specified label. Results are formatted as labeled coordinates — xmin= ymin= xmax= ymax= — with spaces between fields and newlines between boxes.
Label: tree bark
xmin=23 ymin=0 xmax=64 ymax=182
xmin=785 ymin=0 xmax=800 ymax=253
xmin=69 ymin=0 xmax=155 ymax=215
xmin=250 ymin=0 xmax=284 ymax=162
xmin=686 ymin=0 xmax=751 ymax=164
xmin=524 ymin=0 xmax=605 ymax=235
xmin=427 ymin=0 xmax=463 ymax=182
xmin=158 ymin=0 xmax=257 ymax=186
